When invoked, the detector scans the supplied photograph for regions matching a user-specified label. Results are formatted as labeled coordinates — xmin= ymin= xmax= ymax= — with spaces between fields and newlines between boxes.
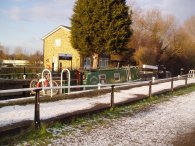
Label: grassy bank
xmin=2 ymin=84 xmax=195 ymax=145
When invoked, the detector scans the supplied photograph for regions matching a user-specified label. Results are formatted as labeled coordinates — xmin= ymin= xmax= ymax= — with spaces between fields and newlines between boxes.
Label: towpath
xmin=0 ymin=78 xmax=195 ymax=130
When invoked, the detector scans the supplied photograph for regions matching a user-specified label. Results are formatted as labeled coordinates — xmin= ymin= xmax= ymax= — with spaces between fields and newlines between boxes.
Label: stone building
xmin=42 ymin=25 xmax=81 ymax=71
xmin=42 ymin=25 xmax=124 ymax=71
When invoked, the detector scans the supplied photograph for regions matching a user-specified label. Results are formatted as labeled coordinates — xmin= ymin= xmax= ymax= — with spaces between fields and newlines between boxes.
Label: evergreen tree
xmin=71 ymin=0 xmax=132 ymax=68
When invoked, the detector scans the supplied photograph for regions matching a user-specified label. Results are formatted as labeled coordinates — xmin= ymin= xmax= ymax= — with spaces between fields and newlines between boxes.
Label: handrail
xmin=0 ymin=75 xmax=190 ymax=95
xmin=60 ymin=68 xmax=70 ymax=94
xmin=0 ymin=74 xmax=192 ymax=130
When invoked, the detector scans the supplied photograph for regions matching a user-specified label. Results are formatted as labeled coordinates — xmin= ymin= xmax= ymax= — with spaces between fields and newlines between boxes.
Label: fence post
xmin=149 ymin=81 xmax=152 ymax=97
xmin=171 ymin=78 xmax=174 ymax=92
xmin=34 ymin=89 xmax=41 ymax=129
xmin=185 ymin=77 xmax=188 ymax=87
xmin=111 ymin=85 xmax=115 ymax=108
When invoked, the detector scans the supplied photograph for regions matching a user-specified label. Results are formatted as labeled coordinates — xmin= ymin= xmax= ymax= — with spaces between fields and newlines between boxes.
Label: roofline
xmin=42 ymin=25 xmax=71 ymax=40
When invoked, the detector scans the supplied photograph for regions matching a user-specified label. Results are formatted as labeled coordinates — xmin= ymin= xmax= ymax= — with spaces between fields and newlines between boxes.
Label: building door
xmin=52 ymin=56 xmax=58 ymax=71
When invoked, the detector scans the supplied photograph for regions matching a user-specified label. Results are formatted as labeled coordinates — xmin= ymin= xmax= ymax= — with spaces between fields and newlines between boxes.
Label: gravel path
xmin=49 ymin=91 xmax=195 ymax=146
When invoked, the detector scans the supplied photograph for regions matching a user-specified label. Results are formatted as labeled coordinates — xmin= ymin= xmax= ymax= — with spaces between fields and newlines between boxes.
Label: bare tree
xmin=29 ymin=51 xmax=43 ymax=66
xmin=184 ymin=16 xmax=195 ymax=38
xmin=134 ymin=46 xmax=157 ymax=66
xmin=0 ymin=44 xmax=9 ymax=60
xmin=129 ymin=9 xmax=177 ymax=66
xmin=13 ymin=47 xmax=28 ymax=60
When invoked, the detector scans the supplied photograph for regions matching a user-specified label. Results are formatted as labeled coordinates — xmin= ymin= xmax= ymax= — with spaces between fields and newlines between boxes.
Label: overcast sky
xmin=0 ymin=0 xmax=194 ymax=54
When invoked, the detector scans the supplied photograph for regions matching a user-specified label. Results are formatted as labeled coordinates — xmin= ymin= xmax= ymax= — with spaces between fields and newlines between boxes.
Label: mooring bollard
xmin=34 ymin=89 xmax=41 ymax=129
xmin=149 ymin=81 xmax=152 ymax=97
xmin=23 ymin=74 xmax=26 ymax=79
xmin=111 ymin=85 xmax=115 ymax=108
xmin=98 ymin=83 xmax=101 ymax=90
xmin=171 ymin=78 xmax=174 ymax=92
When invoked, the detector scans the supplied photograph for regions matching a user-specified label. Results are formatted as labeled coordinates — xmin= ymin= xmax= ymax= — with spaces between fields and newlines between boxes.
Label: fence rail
xmin=0 ymin=66 xmax=44 ymax=79
xmin=0 ymin=75 xmax=192 ymax=129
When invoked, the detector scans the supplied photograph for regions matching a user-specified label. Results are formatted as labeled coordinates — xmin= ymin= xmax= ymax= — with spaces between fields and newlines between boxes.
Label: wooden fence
xmin=0 ymin=75 xmax=191 ymax=129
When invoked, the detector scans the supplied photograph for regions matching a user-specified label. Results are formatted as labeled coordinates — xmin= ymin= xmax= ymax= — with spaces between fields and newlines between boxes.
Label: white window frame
xmin=99 ymin=57 xmax=109 ymax=68
xmin=84 ymin=57 xmax=91 ymax=69
xmin=55 ymin=39 xmax=61 ymax=47
xmin=99 ymin=74 xmax=106 ymax=84
xmin=114 ymin=73 xmax=120 ymax=81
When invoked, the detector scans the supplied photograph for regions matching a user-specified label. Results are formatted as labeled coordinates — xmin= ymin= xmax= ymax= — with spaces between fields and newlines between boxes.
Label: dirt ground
xmin=172 ymin=128 xmax=195 ymax=146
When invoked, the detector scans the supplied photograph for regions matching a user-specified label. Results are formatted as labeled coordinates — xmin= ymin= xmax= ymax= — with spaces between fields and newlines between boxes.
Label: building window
xmin=99 ymin=57 xmax=109 ymax=68
xmin=55 ymin=39 xmax=61 ymax=47
xmin=84 ymin=57 xmax=91 ymax=69
xmin=114 ymin=73 xmax=120 ymax=81
xmin=99 ymin=74 xmax=106 ymax=84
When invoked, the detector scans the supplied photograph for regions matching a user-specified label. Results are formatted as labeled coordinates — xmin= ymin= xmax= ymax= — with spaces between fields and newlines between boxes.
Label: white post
xmin=61 ymin=68 xmax=70 ymax=94
xmin=152 ymin=76 xmax=155 ymax=82
xmin=23 ymin=74 xmax=26 ymax=79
